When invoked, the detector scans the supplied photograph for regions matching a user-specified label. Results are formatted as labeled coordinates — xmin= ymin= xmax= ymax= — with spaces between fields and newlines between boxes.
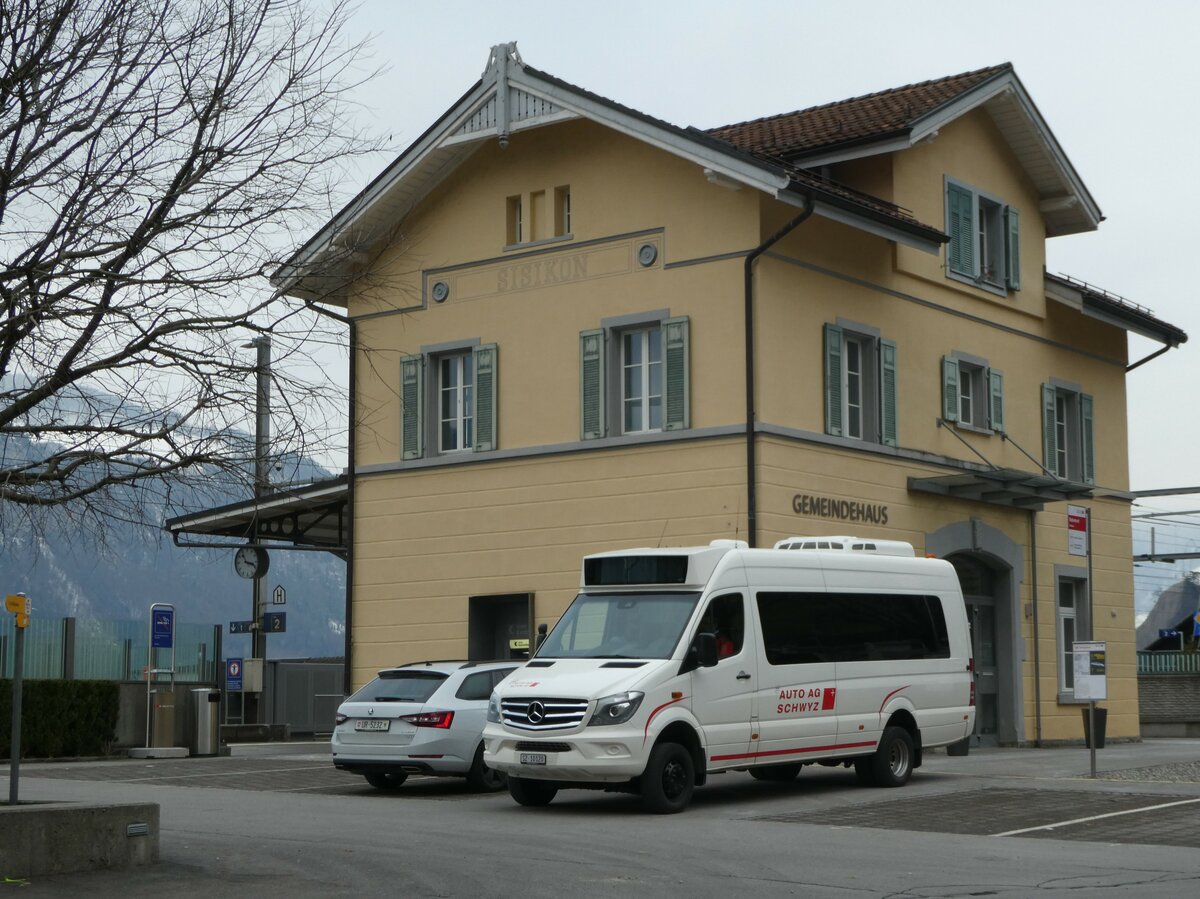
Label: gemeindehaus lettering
xmin=793 ymin=493 xmax=889 ymax=525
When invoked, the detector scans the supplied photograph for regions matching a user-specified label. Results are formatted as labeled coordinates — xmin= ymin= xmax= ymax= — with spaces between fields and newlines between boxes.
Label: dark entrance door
xmin=468 ymin=593 xmax=531 ymax=661
xmin=965 ymin=595 xmax=998 ymax=745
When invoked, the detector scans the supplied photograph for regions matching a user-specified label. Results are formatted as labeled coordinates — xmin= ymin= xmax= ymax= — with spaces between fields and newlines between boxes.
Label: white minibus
xmin=483 ymin=538 xmax=975 ymax=813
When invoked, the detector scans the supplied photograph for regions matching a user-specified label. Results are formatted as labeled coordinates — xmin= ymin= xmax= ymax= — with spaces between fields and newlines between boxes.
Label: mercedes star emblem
xmin=527 ymin=701 xmax=546 ymax=724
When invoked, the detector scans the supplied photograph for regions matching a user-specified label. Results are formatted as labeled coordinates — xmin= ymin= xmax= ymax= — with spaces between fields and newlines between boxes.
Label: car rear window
xmin=348 ymin=671 xmax=448 ymax=703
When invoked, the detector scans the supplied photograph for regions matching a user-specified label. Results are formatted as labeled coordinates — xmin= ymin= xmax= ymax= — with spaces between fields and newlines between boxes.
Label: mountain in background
xmin=0 ymin=384 xmax=346 ymax=660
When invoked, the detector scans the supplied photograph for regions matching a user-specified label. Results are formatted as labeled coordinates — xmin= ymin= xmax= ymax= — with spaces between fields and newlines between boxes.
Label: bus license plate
xmin=520 ymin=753 xmax=547 ymax=765
xmin=355 ymin=719 xmax=390 ymax=732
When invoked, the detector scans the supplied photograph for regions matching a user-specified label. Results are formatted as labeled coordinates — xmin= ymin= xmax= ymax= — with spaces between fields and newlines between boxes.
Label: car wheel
xmin=641 ymin=742 xmax=694 ymax=814
xmin=466 ymin=743 xmax=507 ymax=792
xmin=749 ymin=763 xmax=802 ymax=782
xmin=869 ymin=726 xmax=914 ymax=788
xmin=364 ymin=772 xmax=407 ymax=790
xmin=507 ymin=774 xmax=558 ymax=807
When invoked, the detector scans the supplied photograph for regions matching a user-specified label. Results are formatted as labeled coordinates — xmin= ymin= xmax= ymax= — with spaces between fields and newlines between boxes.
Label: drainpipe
xmin=744 ymin=196 xmax=814 ymax=548
xmin=1029 ymin=508 xmax=1043 ymax=747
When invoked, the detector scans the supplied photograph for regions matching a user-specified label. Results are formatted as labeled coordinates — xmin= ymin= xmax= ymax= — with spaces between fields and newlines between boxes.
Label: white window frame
xmin=438 ymin=351 xmax=475 ymax=453
xmin=621 ymin=325 xmax=663 ymax=435
xmin=1055 ymin=568 xmax=1090 ymax=702
xmin=842 ymin=333 xmax=868 ymax=441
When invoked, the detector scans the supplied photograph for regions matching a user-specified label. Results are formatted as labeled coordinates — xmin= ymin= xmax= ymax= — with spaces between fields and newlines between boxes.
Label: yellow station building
xmin=276 ymin=45 xmax=1186 ymax=746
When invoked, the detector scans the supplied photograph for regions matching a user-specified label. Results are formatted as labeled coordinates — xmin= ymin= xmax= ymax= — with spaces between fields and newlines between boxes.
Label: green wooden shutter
xmin=1081 ymin=393 xmax=1095 ymax=484
xmin=880 ymin=339 xmax=898 ymax=448
xmin=580 ymin=329 xmax=606 ymax=440
xmin=947 ymin=182 xmax=975 ymax=276
xmin=400 ymin=354 xmax=424 ymax=461
xmin=473 ymin=344 xmax=497 ymax=452
xmin=1005 ymin=206 xmax=1021 ymax=291
xmin=988 ymin=369 xmax=1005 ymax=433
xmin=942 ymin=356 xmax=959 ymax=423
xmin=663 ymin=316 xmax=690 ymax=431
xmin=1042 ymin=383 xmax=1058 ymax=476
xmin=824 ymin=324 xmax=843 ymax=436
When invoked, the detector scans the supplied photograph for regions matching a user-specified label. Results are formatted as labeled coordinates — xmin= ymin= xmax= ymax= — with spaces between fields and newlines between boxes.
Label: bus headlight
xmin=487 ymin=693 xmax=501 ymax=723
xmin=588 ymin=691 xmax=644 ymax=726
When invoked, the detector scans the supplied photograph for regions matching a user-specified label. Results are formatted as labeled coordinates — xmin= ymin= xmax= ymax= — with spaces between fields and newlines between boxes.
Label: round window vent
xmin=431 ymin=281 xmax=450 ymax=303
xmin=637 ymin=243 xmax=658 ymax=267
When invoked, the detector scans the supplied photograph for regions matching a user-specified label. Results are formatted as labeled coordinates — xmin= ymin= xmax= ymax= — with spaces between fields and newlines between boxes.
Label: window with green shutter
xmin=580 ymin=315 xmax=691 ymax=440
xmin=941 ymin=353 xmax=1001 ymax=433
xmin=824 ymin=322 xmax=895 ymax=447
xmin=945 ymin=177 xmax=1020 ymax=296
xmin=1042 ymin=382 xmax=1093 ymax=482
xmin=473 ymin=344 xmax=498 ymax=452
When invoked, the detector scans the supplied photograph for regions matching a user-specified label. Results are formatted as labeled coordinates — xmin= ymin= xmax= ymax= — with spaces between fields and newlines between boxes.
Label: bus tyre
xmin=466 ymin=744 xmax=507 ymax=792
xmin=749 ymin=763 xmax=802 ymax=782
xmin=869 ymin=726 xmax=914 ymax=787
xmin=364 ymin=772 xmax=407 ymax=790
xmin=508 ymin=775 xmax=558 ymax=807
xmin=642 ymin=742 xmax=695 ymax=814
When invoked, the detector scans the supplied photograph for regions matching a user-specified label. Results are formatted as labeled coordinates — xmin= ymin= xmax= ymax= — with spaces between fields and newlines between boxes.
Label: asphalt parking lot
xmin=20 ymin=738 xmax=1200 ymax=848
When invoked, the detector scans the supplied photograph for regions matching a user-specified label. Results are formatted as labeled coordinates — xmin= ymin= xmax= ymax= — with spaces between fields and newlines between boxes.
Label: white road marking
xmin=993 ymin=796 xmax=1200 ymax=837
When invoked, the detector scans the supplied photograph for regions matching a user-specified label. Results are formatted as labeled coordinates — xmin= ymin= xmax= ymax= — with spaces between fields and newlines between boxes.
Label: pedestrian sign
xmin=227 ymin=658 xmax=243 ymax=692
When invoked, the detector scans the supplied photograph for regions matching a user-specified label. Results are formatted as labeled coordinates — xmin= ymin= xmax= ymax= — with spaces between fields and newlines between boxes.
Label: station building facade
xmin=276 ymin=45 xmax=1186 ymax=746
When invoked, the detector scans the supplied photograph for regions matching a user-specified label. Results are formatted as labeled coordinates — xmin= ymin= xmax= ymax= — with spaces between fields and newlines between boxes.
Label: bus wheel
xmin=870 ymin=726 xmax=914 ymax=787
xmin=641 ymin=742 xmax=694 ymax=814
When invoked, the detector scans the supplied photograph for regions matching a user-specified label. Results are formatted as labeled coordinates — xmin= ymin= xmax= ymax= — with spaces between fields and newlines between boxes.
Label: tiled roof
xmin=707 ymin=64 xmax=1011 ymax=162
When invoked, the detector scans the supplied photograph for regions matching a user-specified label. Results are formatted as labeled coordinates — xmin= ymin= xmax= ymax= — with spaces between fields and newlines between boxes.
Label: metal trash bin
xmin=192 ymin=688 xmax=221 ymax=756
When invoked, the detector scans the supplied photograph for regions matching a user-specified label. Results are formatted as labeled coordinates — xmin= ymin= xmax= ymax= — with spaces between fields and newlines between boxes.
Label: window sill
xmin=503 ymin=234 xmax=574 ymax=252
xmin=946 ymin=269 xmax=1010 ymax=299
xmin=952 ymin=421 xmax=995 ymax=437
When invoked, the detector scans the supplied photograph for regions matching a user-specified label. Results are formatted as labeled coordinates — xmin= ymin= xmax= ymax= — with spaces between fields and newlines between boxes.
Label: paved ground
xmin=6 ymin=739 xmax=1200 ymax=897
xmin=16 ymin=737 xmax=1200 ymax=847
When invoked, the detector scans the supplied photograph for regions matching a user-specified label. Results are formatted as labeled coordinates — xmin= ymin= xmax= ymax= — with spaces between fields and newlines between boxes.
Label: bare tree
xmin=0 ymin=0 xmax=381 ymax=534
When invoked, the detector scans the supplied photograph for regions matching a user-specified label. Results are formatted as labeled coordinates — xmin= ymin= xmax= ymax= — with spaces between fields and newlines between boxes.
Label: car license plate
xmin=355 ymin=719 xmax=390 ymax=732
xmin=520 ymin=753 xmax=547 ymax=765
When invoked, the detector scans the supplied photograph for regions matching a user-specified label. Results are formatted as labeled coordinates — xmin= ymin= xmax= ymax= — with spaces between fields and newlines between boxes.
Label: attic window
xmin=945 ymin=178 xmax=1020 ymax=295
xmin=555 ymin=186 xmax=571 ymax=236
xmin=507 ymin=195 xmax=522 ymax=245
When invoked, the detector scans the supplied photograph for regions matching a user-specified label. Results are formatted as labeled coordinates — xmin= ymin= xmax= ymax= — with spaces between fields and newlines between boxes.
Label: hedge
xmin=0 ymin=679 xmax=119 ymax=758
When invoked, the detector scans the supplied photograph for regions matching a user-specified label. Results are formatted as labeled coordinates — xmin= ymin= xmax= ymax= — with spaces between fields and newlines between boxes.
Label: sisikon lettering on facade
xmin=792 ymin=493 xmax=888 ymax=525
xmin=496 ymin=255 xmax=587 ymax=292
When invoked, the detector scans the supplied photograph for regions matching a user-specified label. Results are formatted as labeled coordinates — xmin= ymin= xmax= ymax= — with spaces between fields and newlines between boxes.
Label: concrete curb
xmin=0 ymin=801 xmax=158 ymax=878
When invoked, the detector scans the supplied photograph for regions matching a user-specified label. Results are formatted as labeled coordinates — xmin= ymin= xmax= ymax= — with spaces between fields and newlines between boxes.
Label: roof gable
xmin=707 ymin=64 xmax=1102 ymax=238
xmin=275 ymin=44 xmax=946 ymax=301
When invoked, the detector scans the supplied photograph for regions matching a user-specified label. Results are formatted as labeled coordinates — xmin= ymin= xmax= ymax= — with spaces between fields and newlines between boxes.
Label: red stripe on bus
xmin=644 ymin=696 xmax=685 ymax=742
xmin=879 ymin=685 xmax=911 ymax=714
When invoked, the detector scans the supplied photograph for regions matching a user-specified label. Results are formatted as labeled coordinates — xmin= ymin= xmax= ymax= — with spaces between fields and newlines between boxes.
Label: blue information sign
xmin=152 ymin=607 xmax=174 ymax=648
xmin=263 ymin=612 xmax=287 ymax=633
xmin=229 ymin=620 xmax=254 ymax=635
xmin=227 ymin=658 xmax=243 ymax=692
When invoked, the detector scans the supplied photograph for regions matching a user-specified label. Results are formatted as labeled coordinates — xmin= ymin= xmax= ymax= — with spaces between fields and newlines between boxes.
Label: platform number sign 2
xmin=262 ymin=611 xmax=286 ymax=633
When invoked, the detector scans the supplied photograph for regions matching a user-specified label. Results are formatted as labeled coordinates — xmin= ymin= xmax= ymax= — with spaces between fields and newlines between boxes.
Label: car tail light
xmin=400 ymin=710 xmax=455 ymax=729
xmin=968 ymin=658 xmax=976 ymax=707
xmin=335 ymin=712 xmax=348 ymax=725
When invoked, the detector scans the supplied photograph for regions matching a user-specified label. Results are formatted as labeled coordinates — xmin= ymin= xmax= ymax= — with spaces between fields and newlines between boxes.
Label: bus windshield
xmin=537 ymin=592 xmax=701 ymax=660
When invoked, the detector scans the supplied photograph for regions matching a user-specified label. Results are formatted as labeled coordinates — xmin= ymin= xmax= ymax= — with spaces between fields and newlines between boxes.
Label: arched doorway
xmin=927 ymin=519 xmax=1024 ymax=746
xmin=949 ymin=554 xmax=999 ymax=745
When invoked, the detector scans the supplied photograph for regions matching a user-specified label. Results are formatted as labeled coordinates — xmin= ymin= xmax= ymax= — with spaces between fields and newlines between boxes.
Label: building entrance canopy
xmin=908 ymin=468 xmax=1092 ymax=510
xmin=164 ymin=477 xmax=349 ymax=559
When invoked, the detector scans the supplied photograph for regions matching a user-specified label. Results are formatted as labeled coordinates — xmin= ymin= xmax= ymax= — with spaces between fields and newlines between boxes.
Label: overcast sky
xmin=340 ymin=0 xmax=1199 ymax=502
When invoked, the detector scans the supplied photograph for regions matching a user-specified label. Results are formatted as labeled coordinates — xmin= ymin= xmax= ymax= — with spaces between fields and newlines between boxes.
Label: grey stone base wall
xmin=1137 ymin=674 xmax=1200 ymax=724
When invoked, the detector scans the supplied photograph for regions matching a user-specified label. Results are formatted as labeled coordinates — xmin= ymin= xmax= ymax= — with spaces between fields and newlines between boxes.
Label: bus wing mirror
xmin=695 ymin=632 xmax=718 ymax=668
